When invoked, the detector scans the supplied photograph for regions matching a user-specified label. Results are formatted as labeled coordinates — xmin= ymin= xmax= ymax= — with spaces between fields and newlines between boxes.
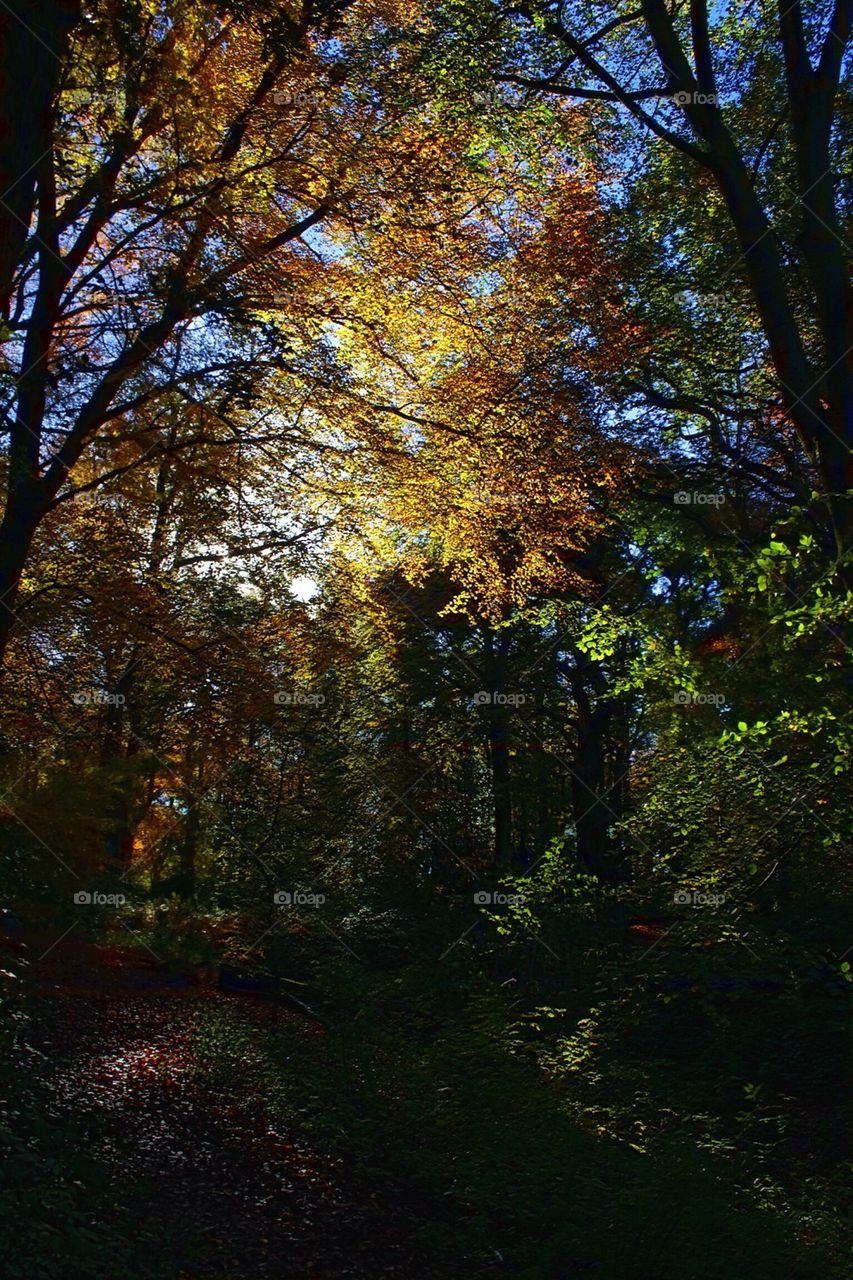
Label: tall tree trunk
xmin=99 ymin=655 xmax=140 ymax=869
xmin=483 ymin=629 xmax=513 ymax=868
xmin=535 ymin=650 xmax=556 ymax=858
xmin=0 ymin=492 xmax=43 ymax=678
xmin=571 ymin=702 xmax=615 ymax=877
xmin=566 ymin=655 xmax=624 ymax=881
xmin=0 ymin=1 xmax=81 ymax=317
xmin=179 ymin=752 xmax=204 ymax=900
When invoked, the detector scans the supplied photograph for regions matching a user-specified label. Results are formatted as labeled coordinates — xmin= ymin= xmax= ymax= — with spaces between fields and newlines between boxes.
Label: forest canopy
xmin=0 ymin=2 xmax=850 ymax=1278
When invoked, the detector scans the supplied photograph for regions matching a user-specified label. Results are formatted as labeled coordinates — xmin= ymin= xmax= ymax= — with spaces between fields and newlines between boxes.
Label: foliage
xmin=0 ymin=2 xmax=849 ymax=1276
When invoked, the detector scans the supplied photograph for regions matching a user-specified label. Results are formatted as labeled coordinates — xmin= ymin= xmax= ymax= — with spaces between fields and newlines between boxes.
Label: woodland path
xmin=21 ymin=935 xmax=434 ymax=1280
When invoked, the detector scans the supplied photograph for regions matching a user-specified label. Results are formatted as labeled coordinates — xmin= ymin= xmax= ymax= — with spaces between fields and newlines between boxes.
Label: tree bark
xmin=0 ymin=491 xmax=44 ymax=670
xmin=0 ymin=1 xmax=81 ymax=318
xmin=566 ymin=655 xmax=624 ymax=881
xmin=483 ymin=629 xmax=513 ymax=868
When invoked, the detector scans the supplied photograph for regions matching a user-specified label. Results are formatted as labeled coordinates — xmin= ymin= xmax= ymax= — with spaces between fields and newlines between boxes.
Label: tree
xmin=484 ymin=0 xmax=851 ymax=552
xmin=0 ymin=0 xmax=499 ymax=674
xmin=0 ymin=0 xmax=82 ymax=315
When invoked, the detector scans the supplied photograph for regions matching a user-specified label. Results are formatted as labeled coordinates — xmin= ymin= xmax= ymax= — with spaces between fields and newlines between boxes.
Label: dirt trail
xmin=20 ymin=935 xmax=431 ymax=1280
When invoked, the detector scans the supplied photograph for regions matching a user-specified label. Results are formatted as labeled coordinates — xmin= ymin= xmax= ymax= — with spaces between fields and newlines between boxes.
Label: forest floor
xmin=4 ymin=921 xmax=846 ymax=1280
xmin=19 ymin=933 xmax=434 ymax=1279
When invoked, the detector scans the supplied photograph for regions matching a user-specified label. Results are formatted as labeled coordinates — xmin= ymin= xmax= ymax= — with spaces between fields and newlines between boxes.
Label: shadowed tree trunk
xmin=483 ymin=629 xmax=513 ymax=868
xmin=180 ymin=757 xmax=203 ymax=901
xmin=99 ymin=655 xmax=141 ymax=869
xmin=565 ymin=653 xmax=625 ymax=882
xmin=0 ymin=0 xmax=81 ymax=317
